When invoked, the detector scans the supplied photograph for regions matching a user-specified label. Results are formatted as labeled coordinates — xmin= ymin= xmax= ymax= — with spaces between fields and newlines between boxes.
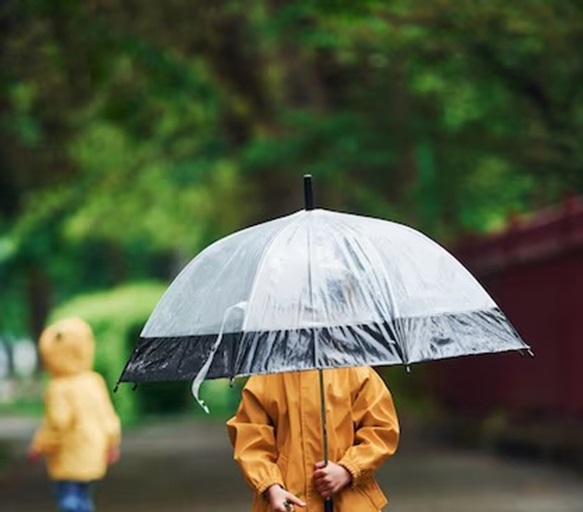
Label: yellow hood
xmin=39 ymin=317 xmax=95 ymax=377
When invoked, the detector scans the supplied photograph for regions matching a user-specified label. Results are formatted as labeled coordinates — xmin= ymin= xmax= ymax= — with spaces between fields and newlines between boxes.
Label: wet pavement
xmin=1 ymin=416 xmax=583 ymax=512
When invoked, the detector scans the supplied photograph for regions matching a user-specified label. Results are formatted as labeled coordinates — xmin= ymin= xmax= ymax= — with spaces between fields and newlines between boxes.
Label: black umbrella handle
xmin=324 ymin=497 xmax=333 ymax=512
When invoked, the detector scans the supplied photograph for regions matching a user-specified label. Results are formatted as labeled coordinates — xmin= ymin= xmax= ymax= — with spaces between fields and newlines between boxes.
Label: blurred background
xmin=2 ymin=1 xmax=583 ymax=510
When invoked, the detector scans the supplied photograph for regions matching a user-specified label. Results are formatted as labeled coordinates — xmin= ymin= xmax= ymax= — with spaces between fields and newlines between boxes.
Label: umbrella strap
xmin=191 ymin=302 xmax=247 ymax=413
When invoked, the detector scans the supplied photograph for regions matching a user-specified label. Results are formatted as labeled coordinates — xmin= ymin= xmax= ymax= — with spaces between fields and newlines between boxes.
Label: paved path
xmin=2 ymin=416 xmax=583 ymax=512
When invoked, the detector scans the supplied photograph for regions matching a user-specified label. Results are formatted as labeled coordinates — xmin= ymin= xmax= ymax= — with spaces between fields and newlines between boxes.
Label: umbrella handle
xmin=324 ymin=497 xmax=333 ymax=512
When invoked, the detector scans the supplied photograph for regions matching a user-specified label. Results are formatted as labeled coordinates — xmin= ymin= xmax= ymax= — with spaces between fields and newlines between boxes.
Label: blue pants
xmin=54 ymin=481 xmax=94 ymax=512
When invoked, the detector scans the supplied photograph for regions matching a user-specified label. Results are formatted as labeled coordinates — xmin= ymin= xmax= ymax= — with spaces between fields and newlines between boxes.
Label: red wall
xmin=431 ymin=197 xmax=583 ymax=419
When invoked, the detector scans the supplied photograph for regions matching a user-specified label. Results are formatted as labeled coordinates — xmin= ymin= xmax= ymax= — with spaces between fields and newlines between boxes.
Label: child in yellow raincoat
xmin=227 ymin=366 xmax=399 ymax=512
xmin=28 ymin=317 xmax=121 ymax=512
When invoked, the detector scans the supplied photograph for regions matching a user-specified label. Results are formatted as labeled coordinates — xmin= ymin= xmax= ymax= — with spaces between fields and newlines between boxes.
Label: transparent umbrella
xmin=117 ymin=175 xmax=530 ymax=511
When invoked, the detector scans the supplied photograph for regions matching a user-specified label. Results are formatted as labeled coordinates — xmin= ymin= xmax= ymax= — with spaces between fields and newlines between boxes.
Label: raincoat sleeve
xmin=226 ymin=377 xmax=284 ymax=496
xmin=95 ymin=373 xmax=122 ymax=448
xmin=338 ymin=368 xmax=399 ymax=486
xmin=30 ymin=420 xmax=59 ymax=455
xmin=30 ymin=381 xmax=73 ymax=454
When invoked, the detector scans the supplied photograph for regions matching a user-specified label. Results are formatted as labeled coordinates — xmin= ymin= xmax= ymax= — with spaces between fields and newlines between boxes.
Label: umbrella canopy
xmin=119 ymin=206 xmax=529 ymax=398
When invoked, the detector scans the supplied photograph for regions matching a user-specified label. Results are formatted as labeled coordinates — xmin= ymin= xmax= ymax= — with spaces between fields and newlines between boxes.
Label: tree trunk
xmin=26 ymin=266 xmax=51 ymax=340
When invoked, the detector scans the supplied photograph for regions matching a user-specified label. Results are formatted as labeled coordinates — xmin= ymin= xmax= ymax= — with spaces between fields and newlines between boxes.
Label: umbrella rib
xmin=242 ymin=212 xmax=306 ymax=332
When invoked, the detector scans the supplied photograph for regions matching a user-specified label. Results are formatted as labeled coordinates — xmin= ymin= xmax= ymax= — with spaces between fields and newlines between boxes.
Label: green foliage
xmin=4 ymin=82 xmax=42 ymax=146
xmin=195 ymin=378 xmax=245 ymax=421
xmin=2 ymin=2 xmax=583 ymax=401
xmin=0 ymin=395 xmax=44 ymax=418
xmin=6 ymin=0 xmax=583 ymax=247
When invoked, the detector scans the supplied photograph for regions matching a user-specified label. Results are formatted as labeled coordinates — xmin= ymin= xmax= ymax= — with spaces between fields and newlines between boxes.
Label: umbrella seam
xmin=242 ymin=211 xmax=308 ymax=332
xmin=335 ymin=215 xmax=408 ymax=365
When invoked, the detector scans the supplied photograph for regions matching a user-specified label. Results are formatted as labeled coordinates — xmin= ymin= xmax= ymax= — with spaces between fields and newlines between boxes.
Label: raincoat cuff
xmin=31 ymin=429 xmax=58 ymax=454
xmin=257 ymin=480 xmax=284 ymax=497
xmin=338 ymin=459 xmax=360 ymax=486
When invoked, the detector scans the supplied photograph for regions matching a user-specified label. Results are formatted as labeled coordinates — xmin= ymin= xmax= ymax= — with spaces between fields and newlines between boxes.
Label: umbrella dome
xmin=120 ymin=208 xmax=528 ymax=390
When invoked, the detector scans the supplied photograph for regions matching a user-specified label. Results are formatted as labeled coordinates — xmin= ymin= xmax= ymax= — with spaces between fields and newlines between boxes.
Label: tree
xmin=2 ymin=0 xmax=583 ymax=335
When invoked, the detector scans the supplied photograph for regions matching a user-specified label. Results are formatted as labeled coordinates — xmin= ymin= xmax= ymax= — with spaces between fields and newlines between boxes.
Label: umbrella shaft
xmin=319 ymin=369 xmax=333 ymax=511
xmin=318 ymin=368 xmax=328 ymax=463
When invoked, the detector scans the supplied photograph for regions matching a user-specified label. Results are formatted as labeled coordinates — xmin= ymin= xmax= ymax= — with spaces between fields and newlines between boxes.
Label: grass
xmin=0 ymin=397 xmax=44 ymax=418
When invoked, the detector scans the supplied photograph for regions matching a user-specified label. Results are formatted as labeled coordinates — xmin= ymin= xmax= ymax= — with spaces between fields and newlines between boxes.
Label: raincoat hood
xmin=39 ymin=317 xmax=95 ymax=377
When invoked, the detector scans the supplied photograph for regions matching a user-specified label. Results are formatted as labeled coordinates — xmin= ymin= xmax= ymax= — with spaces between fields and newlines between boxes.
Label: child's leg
xmin=54 ymin=481 xmax=94 ymax=512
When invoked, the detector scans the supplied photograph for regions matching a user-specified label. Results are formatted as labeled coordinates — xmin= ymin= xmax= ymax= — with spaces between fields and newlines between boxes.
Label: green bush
xmin=193 ymin=377 xmax=245 ymax=421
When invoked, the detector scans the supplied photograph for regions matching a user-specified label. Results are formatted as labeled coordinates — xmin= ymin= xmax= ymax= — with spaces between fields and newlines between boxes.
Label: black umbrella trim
xmin=119 ymin=307 xmax=528 ymax=383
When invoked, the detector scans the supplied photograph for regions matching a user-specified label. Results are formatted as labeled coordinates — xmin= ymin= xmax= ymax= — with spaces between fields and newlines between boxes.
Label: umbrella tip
xmin=405 ymin=365 xmax=411 ymax=374
xmin=304 ymin=175 xmax=314 ymax=210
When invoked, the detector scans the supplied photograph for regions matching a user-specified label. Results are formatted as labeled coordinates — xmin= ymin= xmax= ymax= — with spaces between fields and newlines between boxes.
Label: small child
xmin=28 ymin=317 xmax=121 ymax=512
xmin=227 ymin=366 xmax=399 ymax=512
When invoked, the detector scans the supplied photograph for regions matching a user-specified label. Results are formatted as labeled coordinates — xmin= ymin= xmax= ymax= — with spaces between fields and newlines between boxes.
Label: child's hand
xmin=313 ymin=461 xmax=352 ymax=498
xmin=107 ymin=446 xmax=120 ymax=465
xmin=264 ymin=484 xmax=306 ymax=512
xmin=27 ymin=448 xmax=42 ymax=464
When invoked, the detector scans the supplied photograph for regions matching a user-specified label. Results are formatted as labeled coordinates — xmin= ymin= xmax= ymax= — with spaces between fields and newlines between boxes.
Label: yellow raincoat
xmin=227 ymin=366 xmax=399 ymax=512
xmin=30 ymin=317 xmax=121 ymax=482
